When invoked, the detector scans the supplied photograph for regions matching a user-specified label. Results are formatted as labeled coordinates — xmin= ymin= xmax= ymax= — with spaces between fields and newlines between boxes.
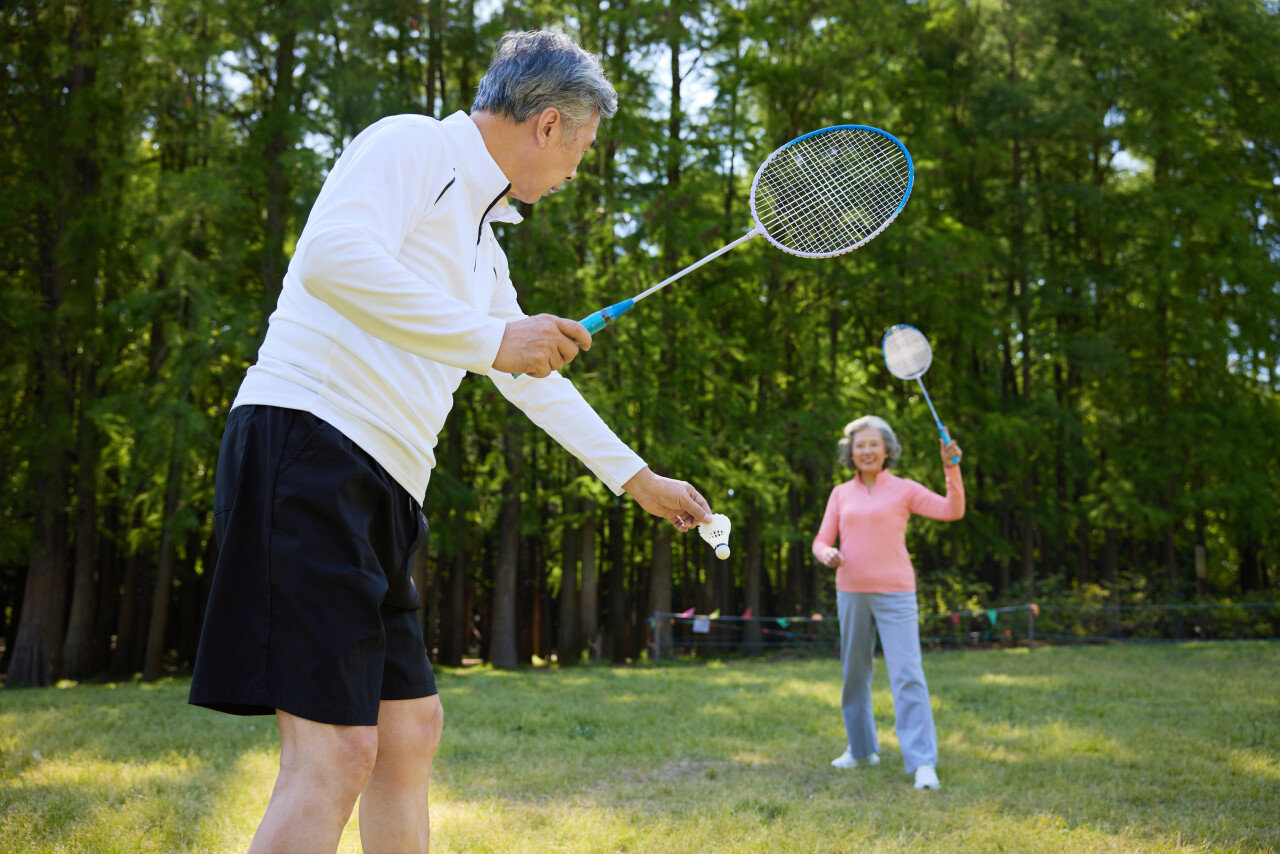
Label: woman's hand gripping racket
xmin=882 ymin=325 xmax=960 ymax=464
xmin=517 ymin=125 xmax=914 ymax=375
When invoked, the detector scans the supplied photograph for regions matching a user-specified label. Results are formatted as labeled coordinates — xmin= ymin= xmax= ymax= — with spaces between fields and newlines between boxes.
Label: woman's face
xmin=851 ymin=428 xmax=888 ymax=475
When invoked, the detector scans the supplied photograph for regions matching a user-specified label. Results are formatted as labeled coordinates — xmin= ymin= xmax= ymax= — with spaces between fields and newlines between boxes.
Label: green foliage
xmin=1 ymin=0 xmax=1279 ymax=676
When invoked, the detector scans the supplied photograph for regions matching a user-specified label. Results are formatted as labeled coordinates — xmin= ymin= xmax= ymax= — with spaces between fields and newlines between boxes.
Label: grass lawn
xmin=1 ymin=642 xmax=1277 ymax=853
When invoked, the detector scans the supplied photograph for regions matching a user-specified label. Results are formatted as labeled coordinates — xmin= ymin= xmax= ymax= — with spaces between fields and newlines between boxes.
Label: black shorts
xmin=189 ymin=405 xmax=436 ymax=726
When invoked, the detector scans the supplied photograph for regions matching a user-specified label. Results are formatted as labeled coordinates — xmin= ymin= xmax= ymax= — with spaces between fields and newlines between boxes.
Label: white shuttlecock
xmin=698 ymin=513 xmax=732 ymax=560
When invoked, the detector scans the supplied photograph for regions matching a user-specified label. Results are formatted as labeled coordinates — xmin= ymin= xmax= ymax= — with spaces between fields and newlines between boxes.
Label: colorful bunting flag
xmin=986 ymin=609 xmax=998 ymax=625
xmin=742 ymin=607 xmax=753 ymax=619
xmin=950 ymin=613 xmax=961 ymax=625
xmin=680 ymin=607 xmax=695 ymax=618
xmin=709 ymin=608 xmax=721 ymax=619
xmin=1029 ymin=602 xmax=1040 ymax=616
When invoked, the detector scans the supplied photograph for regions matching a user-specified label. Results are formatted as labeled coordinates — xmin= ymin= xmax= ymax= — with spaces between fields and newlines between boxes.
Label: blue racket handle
xmin=512 ymin=299 xmax=635 ymax=377
xmin=938 ymin=424 xmax=960 ymax=464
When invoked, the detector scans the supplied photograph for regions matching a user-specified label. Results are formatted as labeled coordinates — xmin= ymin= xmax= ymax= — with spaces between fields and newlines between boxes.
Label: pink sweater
xmin=812 ymin=467 xmax=965 ymax=593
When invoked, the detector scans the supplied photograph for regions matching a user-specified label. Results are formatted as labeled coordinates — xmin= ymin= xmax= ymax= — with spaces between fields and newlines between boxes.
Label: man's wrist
xmin=622 ymin=466 xmax=654 ymax=497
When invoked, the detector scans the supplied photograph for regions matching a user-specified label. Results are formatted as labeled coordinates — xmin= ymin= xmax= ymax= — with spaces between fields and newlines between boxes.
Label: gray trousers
xmin=837 ymin=590 xmax=938 ymax=773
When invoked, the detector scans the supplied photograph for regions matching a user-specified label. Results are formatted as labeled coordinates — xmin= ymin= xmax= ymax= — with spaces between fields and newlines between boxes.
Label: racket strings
xmin=882 ymin=326 xmax=933 ymax=379
xmin=753 ymin=127 xmax=911 ymax=256
xmin=758 ymin=149 xmax=905 ymax=254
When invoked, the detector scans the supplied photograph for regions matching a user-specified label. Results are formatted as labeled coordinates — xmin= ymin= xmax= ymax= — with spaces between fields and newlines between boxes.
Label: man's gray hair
xmin=472 ymin=30 xmax=617 ymax=140
xmin=836 ymin=415 xmax=903 ymax=471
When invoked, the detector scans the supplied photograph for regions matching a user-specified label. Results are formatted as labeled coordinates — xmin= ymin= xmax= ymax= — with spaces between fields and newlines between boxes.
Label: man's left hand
xmin=623 ymin=467 xmax=712 ymax=531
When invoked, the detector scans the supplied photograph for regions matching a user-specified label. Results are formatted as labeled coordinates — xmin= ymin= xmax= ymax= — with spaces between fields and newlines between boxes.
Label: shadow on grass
xmin=0 ymin=677 xmax=276 ymax=851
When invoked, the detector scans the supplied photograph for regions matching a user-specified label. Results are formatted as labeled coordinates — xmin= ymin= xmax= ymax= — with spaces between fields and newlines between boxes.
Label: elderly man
xmin=189 ymin=30 xmax=712 ymax=853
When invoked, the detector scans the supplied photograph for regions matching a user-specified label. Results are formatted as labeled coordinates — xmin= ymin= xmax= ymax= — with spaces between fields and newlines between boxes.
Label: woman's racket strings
xmin=882 ymin=324 xmax=959 ymax=464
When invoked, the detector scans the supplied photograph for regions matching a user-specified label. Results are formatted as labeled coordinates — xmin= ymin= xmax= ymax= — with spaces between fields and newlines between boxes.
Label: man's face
xmin=510 ymin=112 xmax=600 ymax=204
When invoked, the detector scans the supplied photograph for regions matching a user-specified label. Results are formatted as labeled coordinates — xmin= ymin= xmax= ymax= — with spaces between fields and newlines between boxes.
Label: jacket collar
xmin=440 ymin=111 xmax=523 ymax=226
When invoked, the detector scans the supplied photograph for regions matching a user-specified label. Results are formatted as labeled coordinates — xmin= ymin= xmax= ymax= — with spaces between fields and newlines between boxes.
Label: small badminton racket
xmin=882 ymin=324 xmax=959 ymax=464
xmin=575 ymin=124 xmax=914 ymax=335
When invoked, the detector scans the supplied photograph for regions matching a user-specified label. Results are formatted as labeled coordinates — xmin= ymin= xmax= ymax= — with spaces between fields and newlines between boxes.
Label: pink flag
xmin=680 ymin=607 xmax=696 ymax=618
xmin=742 ymin=607 xmax=753 ymax=619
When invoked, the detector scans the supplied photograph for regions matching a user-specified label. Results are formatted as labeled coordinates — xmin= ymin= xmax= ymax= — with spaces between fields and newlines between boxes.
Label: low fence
xmin=649 ymin=601 xmax=1280 ymax=661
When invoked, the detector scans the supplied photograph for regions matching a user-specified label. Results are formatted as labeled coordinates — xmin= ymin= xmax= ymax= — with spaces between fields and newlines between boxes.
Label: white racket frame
xmin=628 ymin=125 xmax=914 ymax=305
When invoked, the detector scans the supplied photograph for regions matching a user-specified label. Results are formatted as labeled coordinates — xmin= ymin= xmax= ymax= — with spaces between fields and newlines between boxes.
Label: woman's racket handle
xmin=512 ymin=299 xmax=636 ymax=377
xmin=938 ymin=424 xmax=959 ymax=464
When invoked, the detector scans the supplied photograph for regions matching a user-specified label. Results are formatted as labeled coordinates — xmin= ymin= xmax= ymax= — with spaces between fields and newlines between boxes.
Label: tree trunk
xmin=489 ymin=423 xmax=522 ymax=668
xmin=439 ymin=546 xmax=468 ymax=666
xmin=259 ymin=10 xmax=298 ymax=296
xmin=579 ymin=509 xmax=599 ymax=661
xmin=6 ymin=508 xmax=67 ymax=687
xmin=647 ymin=520 xmax=673 ymax=660
xmin=557 ymin=511 xmax=581 ymax=664
xmin=63 ymin=360 xmax=100 ymax=679
xmin=143 ymin=442 xmax=186 ymax=681
xmin=605 ymin=501 xmax=628 ymax=663
xmin=109 ymin=517 xmax=142 ymax=680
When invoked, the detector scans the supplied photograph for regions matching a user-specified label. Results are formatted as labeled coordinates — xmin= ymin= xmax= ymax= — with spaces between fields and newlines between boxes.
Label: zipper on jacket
xmin=477 ymin=184 xmax=512 ymax=245
xmin=475 ymin=183 xmax=512 ymax=271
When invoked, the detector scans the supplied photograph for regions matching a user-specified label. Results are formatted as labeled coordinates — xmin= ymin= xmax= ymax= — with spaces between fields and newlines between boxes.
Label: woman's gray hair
xmin=836 ymin=415 xmax=903 ymax=471
xmin=472 ymin=31 xmax=617 ymax=141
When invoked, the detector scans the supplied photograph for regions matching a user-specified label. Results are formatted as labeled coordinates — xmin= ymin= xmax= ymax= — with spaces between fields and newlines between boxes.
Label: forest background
xmin=2 ymin=0 xmax=1278 ymax=686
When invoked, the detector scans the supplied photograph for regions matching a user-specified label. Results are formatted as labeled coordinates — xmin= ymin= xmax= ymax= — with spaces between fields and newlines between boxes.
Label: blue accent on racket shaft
xmin=917 ymin=378 xmax=959 ymax=464
xmin=579 ymin=298 xmax=635 ymax=334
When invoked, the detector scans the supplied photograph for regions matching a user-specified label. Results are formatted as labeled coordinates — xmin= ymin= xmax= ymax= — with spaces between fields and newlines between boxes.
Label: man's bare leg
xmin=249 ymin=711 xmax=379 ymax=854
xmin=358 ymin=695 xmax=443 ymax=854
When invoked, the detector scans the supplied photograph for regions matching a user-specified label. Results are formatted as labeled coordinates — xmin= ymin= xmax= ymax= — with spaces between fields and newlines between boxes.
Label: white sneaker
xmin=831 ymin=749 xmax=879 ymax=769
xmin=913 ymin=765 xmax=941 ymax=789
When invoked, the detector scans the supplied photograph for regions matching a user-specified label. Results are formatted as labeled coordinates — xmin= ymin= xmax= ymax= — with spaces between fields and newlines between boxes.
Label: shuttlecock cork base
xmin=698 ymin=514 xmax=732 ymax=560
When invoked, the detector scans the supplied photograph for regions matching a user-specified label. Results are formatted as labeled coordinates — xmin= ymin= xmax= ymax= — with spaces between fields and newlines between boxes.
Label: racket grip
xmin=938 ymin=425 xmax=959 ymax=464
xmin=512 ymin=299 xmax=636 ymax=377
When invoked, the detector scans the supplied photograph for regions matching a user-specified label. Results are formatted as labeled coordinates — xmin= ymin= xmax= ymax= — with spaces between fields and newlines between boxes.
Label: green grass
xmin=2 ymin=643 xmax=1278 ymax=853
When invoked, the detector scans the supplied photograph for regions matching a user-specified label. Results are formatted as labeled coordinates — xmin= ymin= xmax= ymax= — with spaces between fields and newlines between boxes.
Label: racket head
xmin=748 ymin=125 xmax=914 ymax=258
xmin=882 ymin=324 xmax=933 ymax=380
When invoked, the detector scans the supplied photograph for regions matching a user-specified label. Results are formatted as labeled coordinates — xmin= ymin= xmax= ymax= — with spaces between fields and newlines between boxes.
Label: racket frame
xmin=882 ymin=324 xmax=959 ymax=464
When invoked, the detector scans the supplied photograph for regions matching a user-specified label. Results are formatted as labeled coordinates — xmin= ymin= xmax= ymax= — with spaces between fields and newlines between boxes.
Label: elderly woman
xmin=812 ymin=415 xmax=964 ymax=790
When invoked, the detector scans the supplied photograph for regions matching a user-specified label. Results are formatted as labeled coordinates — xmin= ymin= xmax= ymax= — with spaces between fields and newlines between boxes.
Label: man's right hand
xmin=492 ymin=314 xmax=592 ymax=378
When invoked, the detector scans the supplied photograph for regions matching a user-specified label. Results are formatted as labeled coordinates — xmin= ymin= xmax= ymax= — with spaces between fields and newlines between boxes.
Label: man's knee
xmin=377 ymin=695 xmax=444 ymax=766
xmin=412 ymin=695 xmax=444 ymax=757
xmin=334 ymin=726 xmax=382 ymax=777
xmin=283 ymin=723 xmax=380 ymax=789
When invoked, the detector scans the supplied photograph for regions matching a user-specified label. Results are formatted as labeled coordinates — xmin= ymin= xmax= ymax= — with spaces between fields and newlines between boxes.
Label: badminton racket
xmin=882 ymin=324 xmax=959 ymax=464
xmin=576 ymin=124 xmax=914 ymax=336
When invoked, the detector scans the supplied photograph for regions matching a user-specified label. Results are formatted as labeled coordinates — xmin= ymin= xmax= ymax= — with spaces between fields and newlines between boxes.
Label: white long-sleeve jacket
xmin=233 ymin=111 xmax=646 ymax=502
